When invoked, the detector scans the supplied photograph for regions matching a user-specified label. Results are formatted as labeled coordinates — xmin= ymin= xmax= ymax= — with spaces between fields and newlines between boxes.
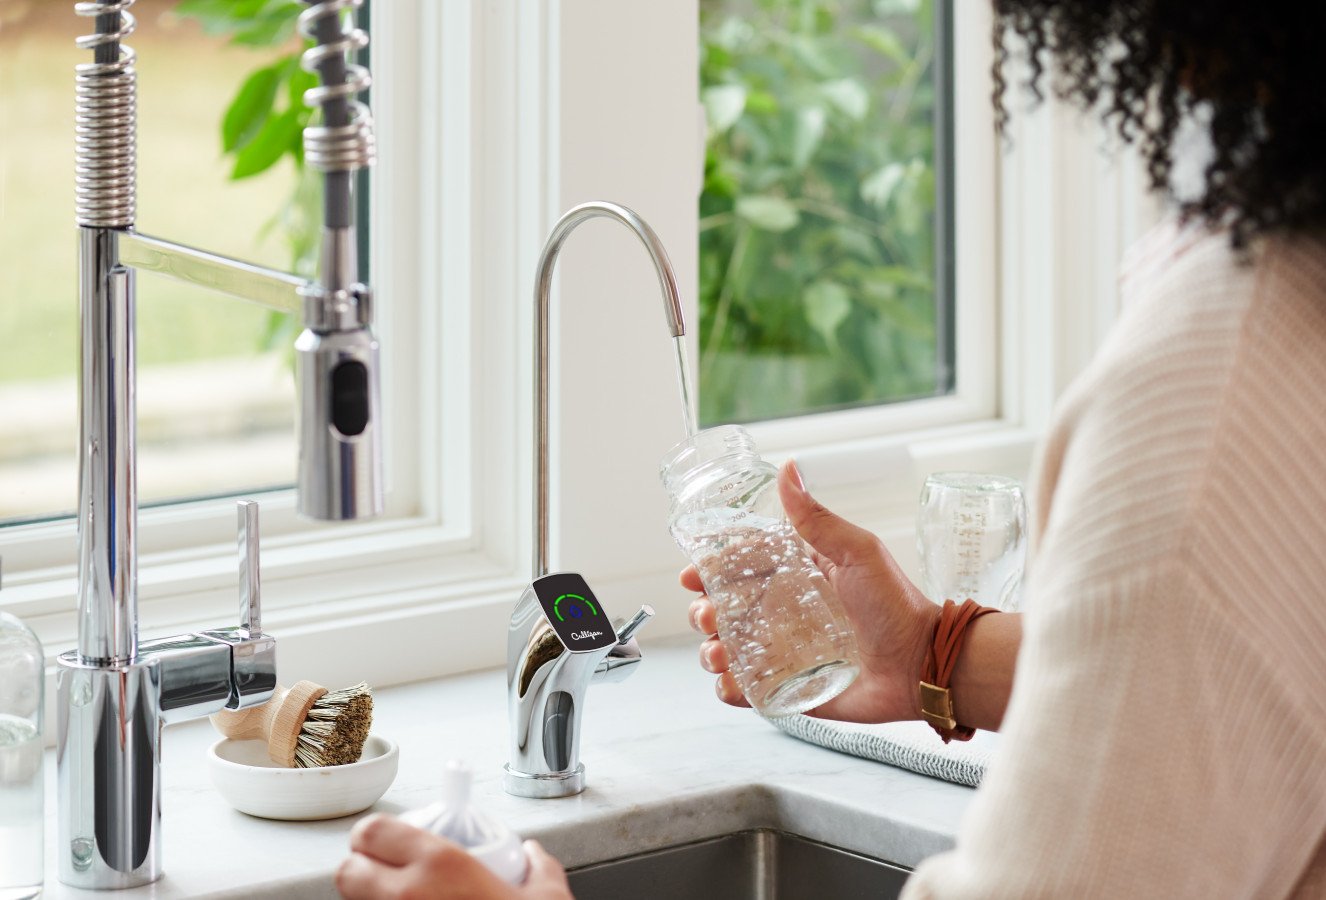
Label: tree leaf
xmin=745 ymin=89 xmax=779 ymax=115
xmin=713 ymin=17 xmax=756 ymax=52
xmin=230 ymin=108 xmax=302 ymax=179
xmin=703 ymin=160 xmax=740 ymax=199
xmin=232 ymin=8 xmax=300 ymax=47
xmin=804 ymin=281 xmax=852 ymax=348
xmin=821 ymin=78 xmax=869 ymax=121
xmin=702 ymin=84 xmax=748 ymax=135
xmin=174 ymin=0 xmax=276 ymax=36
xmin=833 ymin=226 xmax=878 ymax=260
xmin=789 ymin=35 xmax=836 ymax=79
xmin=286 ymin=57 xmax=318 ymax=108
xmin=791 ymin=106 xmax=826 ymax=170
xmin=222 ymin=63 xmax=282 ymax=153
xmin=872 ymin=0 xmax=922 ymax=17
xmin=735 ymin=195 xmax=800 ymax=232
xmin=893 ymin=158 xmax=933 ymax=237
xmin=852 ymin=25 xmax=911 ymax=66
xmin=861 ymin=162 xmax=905 ymax=209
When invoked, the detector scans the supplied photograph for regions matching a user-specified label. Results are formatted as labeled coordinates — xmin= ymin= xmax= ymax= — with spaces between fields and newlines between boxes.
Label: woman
xmin=336 ymin=1 xmax=1326 ymax=896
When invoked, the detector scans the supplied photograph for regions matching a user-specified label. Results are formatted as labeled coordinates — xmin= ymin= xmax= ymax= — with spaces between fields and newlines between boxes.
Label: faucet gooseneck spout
xmin=504 ymin=202 xmax=682 ymax=799
xmin=531 ymin=201 xmax=686 ymax=579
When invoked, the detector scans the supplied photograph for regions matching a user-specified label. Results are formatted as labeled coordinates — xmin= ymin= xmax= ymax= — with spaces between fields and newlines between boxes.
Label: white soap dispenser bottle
xmin=400 ymin=760 xmax=529 ymax=885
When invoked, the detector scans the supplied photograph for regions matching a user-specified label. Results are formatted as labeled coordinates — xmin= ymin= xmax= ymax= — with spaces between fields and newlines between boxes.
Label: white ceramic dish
xmin=208 ymin=733 xmax=399 ymax=821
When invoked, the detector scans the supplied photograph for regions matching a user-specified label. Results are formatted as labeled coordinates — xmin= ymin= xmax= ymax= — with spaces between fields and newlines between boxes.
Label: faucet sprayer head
xmin=294 ymin=0 xmax=382 ymax=522
xmin=295 ymin=284 xmax=383 ymax=521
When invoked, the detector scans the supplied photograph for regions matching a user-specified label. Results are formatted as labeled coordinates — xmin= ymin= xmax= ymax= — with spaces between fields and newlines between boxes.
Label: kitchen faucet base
xmin=503 ymin=763 xmax=586 ymax=799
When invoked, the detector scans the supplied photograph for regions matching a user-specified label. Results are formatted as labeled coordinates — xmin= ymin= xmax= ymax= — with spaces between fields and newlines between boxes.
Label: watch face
xmin=532 ymin=572 xmax=618 ymax=652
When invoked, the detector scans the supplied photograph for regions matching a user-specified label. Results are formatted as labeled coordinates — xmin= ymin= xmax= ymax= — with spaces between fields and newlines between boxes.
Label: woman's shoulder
xmin=1032 ymin=221 xmax=1326 ymax=589
xmin=1118 ymin=216 xmax=1326 ymax=328
xmin=1102 ymin=219 xmax=1326 ymax=421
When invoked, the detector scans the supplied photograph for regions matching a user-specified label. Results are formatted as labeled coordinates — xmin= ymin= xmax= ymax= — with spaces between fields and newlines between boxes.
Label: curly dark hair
xmin=993 ymin=1 xmax=1326 ymax=247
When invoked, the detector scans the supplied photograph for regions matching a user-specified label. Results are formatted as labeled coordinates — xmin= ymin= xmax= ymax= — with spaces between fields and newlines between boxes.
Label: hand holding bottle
xmin=336 ymin=815 xmax=572 ymax=900
xmin=683 ymin=461 xmax=941 ymax=725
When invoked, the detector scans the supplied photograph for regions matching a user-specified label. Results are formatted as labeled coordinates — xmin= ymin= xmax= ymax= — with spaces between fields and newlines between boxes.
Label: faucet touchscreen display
xmin=533 ymin=573 xmax=618 ymax=652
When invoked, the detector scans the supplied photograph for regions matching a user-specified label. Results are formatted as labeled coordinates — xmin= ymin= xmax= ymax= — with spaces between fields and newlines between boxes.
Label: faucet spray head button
xmin=330 ymin=360 xmax=370 ymax=436
xmin=295 ymin=325 xmax=383 ymax=521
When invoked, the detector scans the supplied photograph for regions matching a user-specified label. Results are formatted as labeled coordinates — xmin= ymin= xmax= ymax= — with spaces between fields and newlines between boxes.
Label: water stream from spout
xmin=673 ymin=334 xmax=698 ymax=439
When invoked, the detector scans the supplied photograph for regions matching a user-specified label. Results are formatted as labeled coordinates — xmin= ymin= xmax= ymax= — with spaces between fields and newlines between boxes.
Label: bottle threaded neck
xmin=659 ymin=424 xmax=762 ymax=498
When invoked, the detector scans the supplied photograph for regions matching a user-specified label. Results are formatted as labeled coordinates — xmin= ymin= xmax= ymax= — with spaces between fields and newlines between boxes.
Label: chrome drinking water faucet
xmin=504 ymin=202 xmax=684 ymax=799
xmin=59 ymin=0 xmax=382 ymax=888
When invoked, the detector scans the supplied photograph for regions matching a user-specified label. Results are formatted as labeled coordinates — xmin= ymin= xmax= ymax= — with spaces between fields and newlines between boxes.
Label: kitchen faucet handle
xmin=592 ymin=605 xmax=654 ymax=685
xmin=195 ymin=499 xmax=277 ymax=710
xmin=616 ymin=604 xmax=654 ymax=645
xmin=237 ymin=500 xmax=262 ymax=637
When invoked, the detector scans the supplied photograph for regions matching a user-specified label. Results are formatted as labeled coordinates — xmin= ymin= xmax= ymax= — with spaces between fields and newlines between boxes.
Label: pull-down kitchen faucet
xmin=59 ymin=0 xmax=381 ymax=888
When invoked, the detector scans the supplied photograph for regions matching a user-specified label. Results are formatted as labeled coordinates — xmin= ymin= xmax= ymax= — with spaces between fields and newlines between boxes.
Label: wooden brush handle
xmin=211 ymin=680 xmax=328 ymax=767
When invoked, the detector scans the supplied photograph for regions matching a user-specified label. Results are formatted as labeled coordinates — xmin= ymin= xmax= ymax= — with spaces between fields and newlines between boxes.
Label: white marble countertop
xmin=40 ymin=636 xmax=976 ymax=899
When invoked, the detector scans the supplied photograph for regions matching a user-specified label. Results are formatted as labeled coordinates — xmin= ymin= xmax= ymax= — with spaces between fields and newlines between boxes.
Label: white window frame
xmin=777 ymin=6 xmax=1163 ymax=575
xmin=757 ymin=1 xmax=1002 ymax=500
xmin=545 ymin=2 xmax=1160 ymax=587
xmin=2 ymin=3 xmax=542 ymax=701
xmin=2 ymin=2 xmax=1160 ymax=727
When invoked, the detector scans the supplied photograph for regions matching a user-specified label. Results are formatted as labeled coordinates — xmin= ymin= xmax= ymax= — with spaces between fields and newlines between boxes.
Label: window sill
xmin=769 ymin=418 xmax=1037 ymax=515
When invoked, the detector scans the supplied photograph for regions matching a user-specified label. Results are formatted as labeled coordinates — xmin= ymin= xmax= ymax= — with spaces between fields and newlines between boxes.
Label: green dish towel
xmin=770 ymin=715 xmax=997 ymax=788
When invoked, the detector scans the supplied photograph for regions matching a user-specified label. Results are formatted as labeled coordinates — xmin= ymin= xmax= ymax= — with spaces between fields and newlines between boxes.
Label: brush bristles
xmin=294 ymin=682 xmax=373 ymax=768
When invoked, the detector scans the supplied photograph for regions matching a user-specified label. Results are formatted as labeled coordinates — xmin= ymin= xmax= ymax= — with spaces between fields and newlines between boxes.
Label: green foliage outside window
xmin=699 ymin=0 xmax=945 ymax=425
xmin=180 ymin=0 xmax=945 ymax=427
xmin=175 ymin=0 xmax=317 ymax=355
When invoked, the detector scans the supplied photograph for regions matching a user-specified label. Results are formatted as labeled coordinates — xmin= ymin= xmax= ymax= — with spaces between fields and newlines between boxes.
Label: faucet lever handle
xmin=238 ymin=500 xmax=261 ymax=636
xmin=592 ymin=604 xmax=654 ymax=686
xmin=616 ymin=604 xmax=655 ymax=645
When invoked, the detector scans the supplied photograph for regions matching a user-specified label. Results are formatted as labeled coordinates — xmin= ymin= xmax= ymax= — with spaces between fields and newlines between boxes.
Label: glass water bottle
xmin=661 ymin=425 xmax=859 ymax=718
xmin=0 ymin=611 xmax=43 ymax=900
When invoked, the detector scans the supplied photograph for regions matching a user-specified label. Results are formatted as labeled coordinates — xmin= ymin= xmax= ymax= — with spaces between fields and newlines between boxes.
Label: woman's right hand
xmin=684 ymin=460 xmax=940 ymax=724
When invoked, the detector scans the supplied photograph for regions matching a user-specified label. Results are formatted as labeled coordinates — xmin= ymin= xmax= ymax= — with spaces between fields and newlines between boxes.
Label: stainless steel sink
xmin=566 ymin=829 xmax=911 ymax=899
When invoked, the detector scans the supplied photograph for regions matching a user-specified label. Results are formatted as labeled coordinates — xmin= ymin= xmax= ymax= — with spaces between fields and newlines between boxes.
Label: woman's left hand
xmin=336 ymin=814 xmax=574 ymax=900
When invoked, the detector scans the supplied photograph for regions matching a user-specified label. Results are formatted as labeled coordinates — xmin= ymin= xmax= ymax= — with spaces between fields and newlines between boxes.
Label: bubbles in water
xmin=674 ymin=512 xmax=860 ymax=717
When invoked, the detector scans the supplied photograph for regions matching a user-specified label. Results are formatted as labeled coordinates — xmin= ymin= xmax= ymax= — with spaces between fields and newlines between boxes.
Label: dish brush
xmin=211 ymin=680 xmax=373 ymax=768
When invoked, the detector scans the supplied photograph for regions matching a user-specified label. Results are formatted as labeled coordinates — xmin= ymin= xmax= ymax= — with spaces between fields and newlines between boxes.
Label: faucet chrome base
xmin=56 ymin=654 xmax=164 ymax=889
xmin=503 ymin=763 xmax=585 ymax=799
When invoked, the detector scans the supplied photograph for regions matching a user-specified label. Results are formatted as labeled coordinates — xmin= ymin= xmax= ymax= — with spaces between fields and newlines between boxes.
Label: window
xmin=1 ymin=3 xmax=1154 ymax=707
xmin=698 ymin=0 xmax=954 ymax=425
xmin=0 ymin=0 xmax=304 ymax=524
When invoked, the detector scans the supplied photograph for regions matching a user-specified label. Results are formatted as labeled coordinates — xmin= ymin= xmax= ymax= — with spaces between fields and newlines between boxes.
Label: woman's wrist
xmin=908 ymin=598 xmax=944 ymax=722
xmin=903 ymin=598 xmax=1023 ymax=734
xmin=946 ymin=611 xmax=1022 ymax=732
xmin=918 ymin=600 xmax=1001 ymax=741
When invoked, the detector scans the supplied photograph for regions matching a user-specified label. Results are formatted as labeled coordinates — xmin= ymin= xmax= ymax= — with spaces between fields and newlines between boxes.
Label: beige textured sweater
xmin=904 ymin=220 xmax=1326 ymax=898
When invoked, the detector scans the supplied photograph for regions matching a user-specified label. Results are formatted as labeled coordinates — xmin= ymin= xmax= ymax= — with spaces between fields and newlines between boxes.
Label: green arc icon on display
xmin=553 ymin=593 xmax=598 ymax=621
